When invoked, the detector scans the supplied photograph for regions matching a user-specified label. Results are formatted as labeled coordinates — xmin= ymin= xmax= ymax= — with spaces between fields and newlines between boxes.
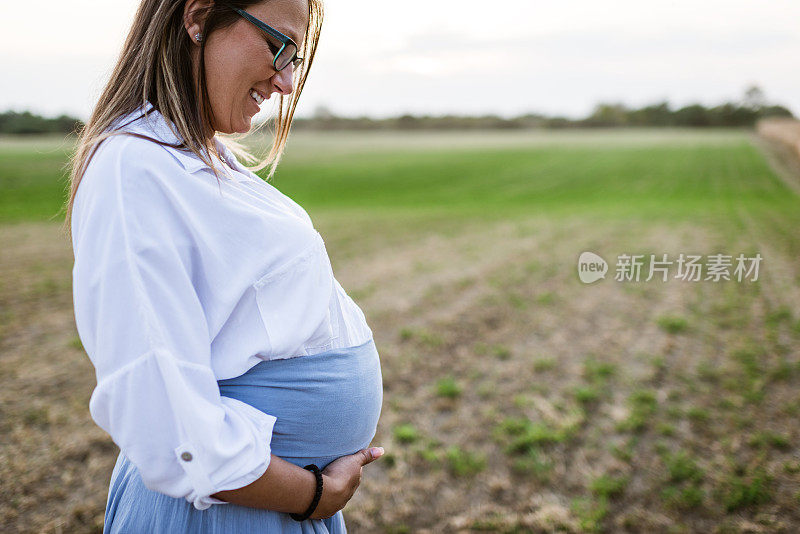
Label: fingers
xmin=359 ymin=447 xmax=385 ymax=465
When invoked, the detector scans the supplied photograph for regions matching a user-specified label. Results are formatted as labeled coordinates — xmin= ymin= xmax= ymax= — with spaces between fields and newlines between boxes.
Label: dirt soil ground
xmin=3 ymin=131 xmax=800 ymax=534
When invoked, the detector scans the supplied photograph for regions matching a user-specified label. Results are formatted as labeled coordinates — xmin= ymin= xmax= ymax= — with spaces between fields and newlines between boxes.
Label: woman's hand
xmin=310 ymin=447 xmax=385 ymax=519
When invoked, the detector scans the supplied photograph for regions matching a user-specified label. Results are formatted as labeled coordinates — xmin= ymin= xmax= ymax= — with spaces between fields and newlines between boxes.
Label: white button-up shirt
xmin=70 ymin=102 xmax=373 ymax=509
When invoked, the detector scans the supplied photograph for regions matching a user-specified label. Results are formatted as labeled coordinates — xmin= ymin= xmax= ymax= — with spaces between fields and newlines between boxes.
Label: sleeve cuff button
xmin=181 ymin=452 xmax=193 ymax=462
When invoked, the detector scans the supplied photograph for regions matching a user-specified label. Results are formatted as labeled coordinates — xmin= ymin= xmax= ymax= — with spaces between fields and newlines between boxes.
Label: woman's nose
xmin=271 ymin=65 xmax=294 ymax=96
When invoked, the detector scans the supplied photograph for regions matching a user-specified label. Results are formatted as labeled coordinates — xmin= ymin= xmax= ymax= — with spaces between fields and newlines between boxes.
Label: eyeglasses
xmin=234 ymin=8 xmax=303 ymax=72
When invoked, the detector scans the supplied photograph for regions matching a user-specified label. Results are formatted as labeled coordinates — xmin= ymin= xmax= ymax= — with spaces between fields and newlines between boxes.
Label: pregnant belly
xmin=217 ymin=338 xmax=383 ymax=466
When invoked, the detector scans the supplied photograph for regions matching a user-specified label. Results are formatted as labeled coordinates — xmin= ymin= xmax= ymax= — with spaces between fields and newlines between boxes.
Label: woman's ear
xmin=183 ymin=0 xmax=213 ymax=44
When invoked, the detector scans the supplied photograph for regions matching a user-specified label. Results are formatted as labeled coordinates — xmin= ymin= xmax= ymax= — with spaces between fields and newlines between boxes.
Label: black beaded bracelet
xmin=290 ymin=463 xmax=323 ymax=522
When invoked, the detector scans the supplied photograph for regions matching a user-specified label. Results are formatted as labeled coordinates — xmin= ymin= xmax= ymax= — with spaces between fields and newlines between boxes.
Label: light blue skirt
xmin=103 ymin=338 xmax=383 ymax=533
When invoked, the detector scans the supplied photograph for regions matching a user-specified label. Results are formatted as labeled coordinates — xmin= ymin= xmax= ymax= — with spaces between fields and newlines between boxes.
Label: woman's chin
xmin=227 ymin=118 xmax=252 ymax=135
xmin=241 ymin=113 xmax=256 ymax=131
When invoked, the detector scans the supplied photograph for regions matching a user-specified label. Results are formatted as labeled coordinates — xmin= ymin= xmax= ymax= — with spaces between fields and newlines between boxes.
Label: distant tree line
xmin=0 ymin=110 xmax=84 ymax=135
xmin=291 ymin=102 xmax=792 ymax=131
xmin=0 ymin=86 xmax=792 ymax=134
xmin=293 ymin=86 xmax=792 ymax=131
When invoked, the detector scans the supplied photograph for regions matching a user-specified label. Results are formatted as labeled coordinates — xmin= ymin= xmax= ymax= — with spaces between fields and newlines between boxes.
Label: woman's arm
xmin=212 ymin=447 xmax=385 ymax=518
xmin=212 ymin=454 xmax=318 ymax=513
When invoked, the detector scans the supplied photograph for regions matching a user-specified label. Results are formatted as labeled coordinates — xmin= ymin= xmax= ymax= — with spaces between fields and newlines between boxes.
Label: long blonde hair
xmin=62 ymin=0 xmax=323 ymax=239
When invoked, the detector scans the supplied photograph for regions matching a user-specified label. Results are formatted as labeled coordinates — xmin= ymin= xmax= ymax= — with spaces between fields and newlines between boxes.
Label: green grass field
xmin=1 ymin=128 xmax=799 ymax=533
xmin=2 ymin=128 xmax=799 ymax=224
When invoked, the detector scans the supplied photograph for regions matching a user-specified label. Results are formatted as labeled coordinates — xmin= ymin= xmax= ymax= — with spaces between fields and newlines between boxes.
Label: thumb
xmin=359 ymin=447 xmax=385 ymax=465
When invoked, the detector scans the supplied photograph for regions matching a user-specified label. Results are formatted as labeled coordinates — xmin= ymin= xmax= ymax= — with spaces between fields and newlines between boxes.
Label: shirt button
xmin=181 ymin=452 xmax=193 ymax=462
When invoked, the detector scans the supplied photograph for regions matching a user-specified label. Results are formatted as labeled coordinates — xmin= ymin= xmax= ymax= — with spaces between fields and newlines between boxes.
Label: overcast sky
xmin=2 ymin=0 xmax=799 ymax=120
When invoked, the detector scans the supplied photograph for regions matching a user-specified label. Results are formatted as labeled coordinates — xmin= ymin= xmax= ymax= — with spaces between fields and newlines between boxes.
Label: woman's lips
xmin=247 ymin=88 xmax=269 ymax=114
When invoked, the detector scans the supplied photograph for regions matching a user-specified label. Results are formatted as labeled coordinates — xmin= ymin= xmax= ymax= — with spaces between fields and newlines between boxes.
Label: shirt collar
xmin=115 ymin=101 xmax=251 ymax=181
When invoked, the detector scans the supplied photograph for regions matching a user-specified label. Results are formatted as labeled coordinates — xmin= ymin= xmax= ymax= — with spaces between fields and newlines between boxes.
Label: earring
xmin=195 ymin=32 xmax=202 ymax=42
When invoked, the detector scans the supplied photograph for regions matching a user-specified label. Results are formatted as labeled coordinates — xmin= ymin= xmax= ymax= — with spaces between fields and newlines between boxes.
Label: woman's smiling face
xmin=185 ymin=0 xmax=309 ymax=136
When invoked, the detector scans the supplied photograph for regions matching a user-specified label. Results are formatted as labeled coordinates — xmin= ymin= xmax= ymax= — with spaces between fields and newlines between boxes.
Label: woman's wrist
xmin=286 ymin=464 xmax=314 ymax=515
xmin=310 ymin=474 xmax=337 ymax=519
xmin=211 ymin=454 xmax=323 ymax=514
xmin=290 ymin=464 xmax=323 ymax=520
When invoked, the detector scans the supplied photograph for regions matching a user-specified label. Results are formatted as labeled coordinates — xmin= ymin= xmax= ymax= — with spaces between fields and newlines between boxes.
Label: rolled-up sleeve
xmin=71 ymin=135 xmax=276 ymax=510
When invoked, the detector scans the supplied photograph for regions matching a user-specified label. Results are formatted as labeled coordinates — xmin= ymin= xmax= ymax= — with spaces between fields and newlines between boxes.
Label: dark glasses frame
xmin=234 ymin=8 xmax=303 ymax=71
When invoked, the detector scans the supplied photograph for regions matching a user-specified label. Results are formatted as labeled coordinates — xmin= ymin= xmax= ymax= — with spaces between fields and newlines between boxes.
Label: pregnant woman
xmin=65 ymin=0 xmax=385 ymax=531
